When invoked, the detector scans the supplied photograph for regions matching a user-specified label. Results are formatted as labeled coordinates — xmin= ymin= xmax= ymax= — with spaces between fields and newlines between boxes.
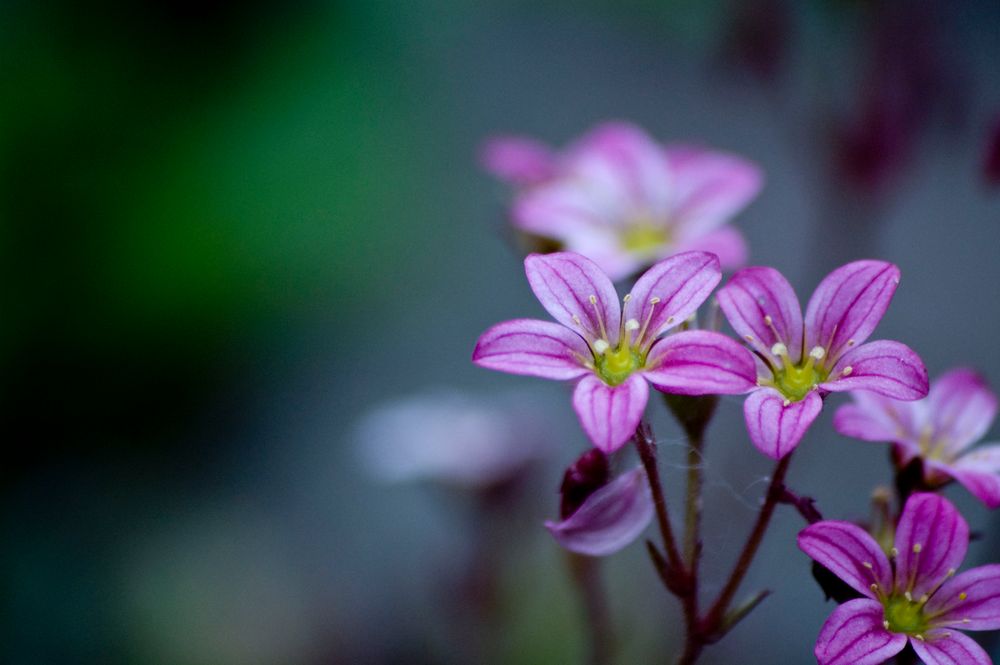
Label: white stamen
xmin=809 ymin=346 xmax=826 ymax=360
xmin=771 ymin=342 xmax=788 ymax=357
xmin=763 ymin=315 xmax=773 ymax=325
xmin=649 ymin=296 xmax=661 ymax=305
xmin=623 ymin=293 xmax=632 ymax=302
xmin=745 ymin=334 xmax=755 ymax=342
xmin=782 ymin=399 xmax=791 ymax=407
xmin=862 ymin=562 xmax=873 ymax=569
xmin=841 ymin=366 xmax=853 ymax=377
xmin=913 ymin=544 xmax=922 ymax=554
xmin=904 ymin=591 xmax=913 ymax=602
xmin=890 ymin=547 xmax=899 ymax=557
xmin=624 ymin=319 xmax=640 ymax=331
xmin=588 ymin=294 xmax=597 ymax=304
xmin=593 ymin=340 xmax=610 ymax=354
xmin=883 ymin=620 xmax=890 ymax=630
xmin=667 ymin=316 xmax=675 ymax=324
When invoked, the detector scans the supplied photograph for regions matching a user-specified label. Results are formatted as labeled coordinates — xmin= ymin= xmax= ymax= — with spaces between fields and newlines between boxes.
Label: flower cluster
xmin=468 ymin=121 xmax=999 ymax=662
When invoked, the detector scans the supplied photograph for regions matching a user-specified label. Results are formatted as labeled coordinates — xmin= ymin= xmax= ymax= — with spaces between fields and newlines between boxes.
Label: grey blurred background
xmin=4 ymin=0 xmax=1000 ymax=663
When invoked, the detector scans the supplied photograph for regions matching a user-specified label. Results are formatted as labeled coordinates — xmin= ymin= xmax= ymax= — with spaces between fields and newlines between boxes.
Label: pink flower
xmin=799 ymin=493 xmax=1000 ymax=665
xmin=481 ymin=122 xmax=762 ymax=280
xmin=716 ymin=261 xmax=929 ymax=459
xmin=545 ymin=449 xmax=653 ymax=557
xmin=473 ymin=251 xmax=756 ymax=453
xmin=835 ymin=368 xmax=1000 ymax=508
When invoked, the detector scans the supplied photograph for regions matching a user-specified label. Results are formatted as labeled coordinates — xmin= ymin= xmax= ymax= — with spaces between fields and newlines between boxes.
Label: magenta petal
xmin=949 ymin=445 xmax=1000 ymax=508
xmin=894 ymin=493 xmax=969 ymax=599
xmin=623 ymin=251 xmax=721 ymax=338
xmin=473 ymin=319 xmax=591 ymax=380
xmin=717 ymin=266 xmax=804 ymax=364
xmin=572 ymin=374 xmax=649 ymax=453
xmin=663 ymin=146 xmax=764 ymax=237
xmin=814 ymin=598 xmax=907 ymax=665
xmin=911 ymin=631 xmax=991 ymax=665
xmin=925 ymin=564 xmax=1000 ymax=630
xmin=525 ymin=252 xmax=621 ymax=345
xmin=821 ymin=340 xmax=929 ymax=400
xmin=642 ymin=330 xmax=757 ymax=395
xmin=480 ymin=135 xmax=556 ymax=185
xmin=544 ymin=466 xmax=654 ymax=556
xmin=743 ymin=388 xmax=822 ymax=459
xmin=675 ymin=226 xmax=748 ymax=270
xmin=927 ymin=368 xmax=999 ymax=454
xmin=833 ymin=391 xmax=911 ymax=443
xmin=798 ymin=521 xmax=892 ymax=599
xmin=804 ymin=260 xmax=901 ymax=363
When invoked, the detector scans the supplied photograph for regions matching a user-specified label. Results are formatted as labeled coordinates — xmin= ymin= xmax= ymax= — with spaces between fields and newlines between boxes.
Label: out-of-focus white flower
xmin=355 ymin=388 xmax=556 ymax=488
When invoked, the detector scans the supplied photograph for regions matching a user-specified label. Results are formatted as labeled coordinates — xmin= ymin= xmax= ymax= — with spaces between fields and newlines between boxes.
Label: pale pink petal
xmin=473 ymin=319 xmax=591 ymax=380
xmin=545 ymin=466 xmax=654 ymax=556
xmin=834 ymin=398 xmax=906 ymax=444
xmin=925 ymin=564 xmax=1000 ymax=630
xmin=834 ymin=391 xmax=922 ymax=444
xmin=743 ymin=388 xmax=823 ymax=459
xmin=814 ymin=599 xmax=907 ymax=665
xmin=911 ymin=631 xmax=991 ymax=665
xmin=674 ymin=225 xmax=748 ymax=270
xmin=804 ymin=260 xmax=901 ymax=364
xmin=480 ymin=136 xmax=556 ymax=185
xmin=717 ymin=266 xmax=804 ymax=364
xmin=894 ymin=493 xmax=969 ymax=600
xmin=821 ymin=341 xmax=929 ymax=400
xmin=572 ymin=374 xmax=649 ymax=453
xmin=525 ymin=252 xmax=621 ymax=345
xmin=927 ymin=368 xmax=998 ymax=454
xmin=663 ymin=146 xmax=763 ymax=237
xmin=513 ymin=181 xmax=613 ymax=240
xmin=642 ymin=330 xmax=757 ymax=395
xmin=798 ymin=521 xmax=892 ymax=599
xmin=944 ymin=448 xmax=1000 ymax=508
xmin=568 ymin=122 xmax=673 ymax=215
xmin=623 ymin=251 xmax=721 ymax=339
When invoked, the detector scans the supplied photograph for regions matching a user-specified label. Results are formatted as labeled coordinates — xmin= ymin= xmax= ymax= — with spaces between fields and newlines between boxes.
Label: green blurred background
xmin=4 ymin=1 xmax=1000 ymax=663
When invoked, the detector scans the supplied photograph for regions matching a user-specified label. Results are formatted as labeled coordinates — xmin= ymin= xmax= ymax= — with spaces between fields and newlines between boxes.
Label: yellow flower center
xmin=763 ymin=343 xmax=829 ymax=402
xmin=883 ymin=595 xmax=929 ymax=636
xmin=595 ymin=344 xmax=644 ymax=386
xmin=621 ymin=220 xmax=670 ymax=255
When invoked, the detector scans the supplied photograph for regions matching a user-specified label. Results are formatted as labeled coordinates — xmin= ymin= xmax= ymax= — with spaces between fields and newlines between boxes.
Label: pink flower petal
xmin=910 ymin=631 xmax=991 ymax=665
xmin=894 ymin=493 xmax=969 ymax=600
xmin=545 ymin=466 xmax=654 ymax=556
xmin=717 ymin=266 xmax=804 ymax=364
xmin=675 ymin=225 xmax=749 ymax=270
xmin=663 ymin=146 xmax=763 ymax=238
xmin=513 ymin=181 xmax=612 ymax=240
xmin=572 ymin=374 xmax=649 ymax=453
xmin=623 ymin=251 xmax=721 ymax=339
xmin=743 ymin=388 xmax=822 ymax=459
xmin=798 ymin=521 xmax=892 ymax=599
xmin=927 ymin=368 xmax=998 ymax=454
xmin=925 ymin=564 xmax=1000 ymax=631
xmin=480 ymin=135 xmax=556 ymax=185
xmin=525 ymin=252 xmax=621 ymax=345
xmin=814 ymin=598 xmax=907 ymax=665
xmin=949 ymin=445 xmax=1000 ymax=507
xmin=821 ymin=340 xmax=929 ymax=400
xmin=833 ymin=391 xmax=912 ymax=443
xmin=804 ymin=260 xmax=901 ymax=364
xmin=473 ymin=319 xmax=592 ymax=380
xmin=568 ymin=122 xmax=673 ymax=215
xmin=642 ymin=330 xmax=757 ymax=395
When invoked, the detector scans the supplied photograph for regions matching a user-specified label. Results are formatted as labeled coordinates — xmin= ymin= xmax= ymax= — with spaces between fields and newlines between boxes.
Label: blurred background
xmin=4 ymin=0 xmax=1000 ymax=663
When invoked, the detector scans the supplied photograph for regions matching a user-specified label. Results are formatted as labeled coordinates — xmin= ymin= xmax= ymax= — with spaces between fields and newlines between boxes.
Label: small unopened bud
xmin=559 ymin=449 xmax=610 ymax=519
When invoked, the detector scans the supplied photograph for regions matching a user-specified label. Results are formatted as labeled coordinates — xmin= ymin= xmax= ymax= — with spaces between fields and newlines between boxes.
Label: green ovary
xmin=773 ymin=364 xmax=824 ymax=402
xmin=884 ymin=596 xmax=929 ymax=635
xmin=595 ymin=345 xmax=643 ymax=386
xmin=621 ymin=222 xmax=670 ymax=255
